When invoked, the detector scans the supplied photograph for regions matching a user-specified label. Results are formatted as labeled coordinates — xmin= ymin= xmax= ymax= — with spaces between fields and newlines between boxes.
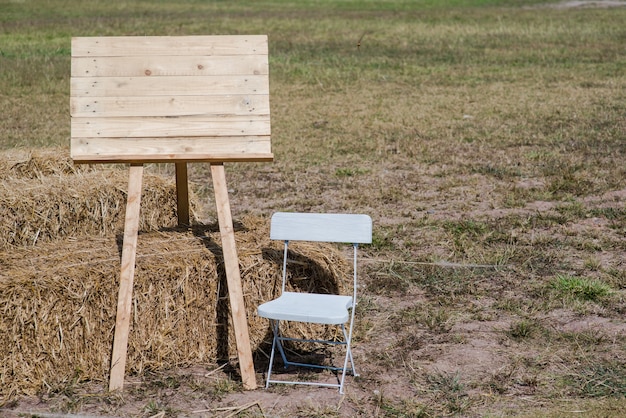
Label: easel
xmin=70 ymin=35 xmax=273 ymax=391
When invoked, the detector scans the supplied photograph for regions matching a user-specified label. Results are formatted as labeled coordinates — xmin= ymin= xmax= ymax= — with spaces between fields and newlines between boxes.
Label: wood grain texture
xmin=70 ymin=35 xmax=272 ymax=163
xmin=71 ymin=115 xmax=270 ymax=138
xmin=70 ymin=95 xmax=269 ymax=118
xmin=211 ymin=163 xmax=257 ymax=390
xmin=70 ymin=75 xmax=268 ymax=97
xmin=72 ymin=35 xmax=268 ymax=57
xmin=175 ymin=163 xmax=190 ymax=227
xmin=71 ymin=136 xmax=272 ymax=163
xmin=109 ymin=164 xmax=144 ymax=392
xmin=72 ymin=55 xmax=268 ymax=77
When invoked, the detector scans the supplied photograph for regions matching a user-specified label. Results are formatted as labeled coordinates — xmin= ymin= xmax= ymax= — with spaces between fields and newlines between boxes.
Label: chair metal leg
xmin=265 ymin=320 xmax=280 ymax=389
xmin=341 ymin=324 xmax=358 ymax=377
xmin=272 ymin=320 xmax=290 ymax=368
xmin=339 ymin=324 xmax=357 ymax=394
xmin=264 ymin=319 xmax=358 ymax=393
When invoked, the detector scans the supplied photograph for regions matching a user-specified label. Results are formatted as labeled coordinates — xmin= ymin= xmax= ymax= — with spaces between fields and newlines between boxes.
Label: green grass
xmin=565 ymin=360 xmax=626 ymax=398
xmin=426 ymin=371 xmax=471 ymax=415
xmin=2 ymin=0 xmax=626 ymax=416
xmin=508 ymin=318 xmax=541 ymax=340
xmin=549 ymin=275 xmax=613 ymax=302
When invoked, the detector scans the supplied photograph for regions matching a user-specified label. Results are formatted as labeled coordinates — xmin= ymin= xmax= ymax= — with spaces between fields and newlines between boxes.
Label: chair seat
xmin=258 ymin=292 xmax=353 ymax=325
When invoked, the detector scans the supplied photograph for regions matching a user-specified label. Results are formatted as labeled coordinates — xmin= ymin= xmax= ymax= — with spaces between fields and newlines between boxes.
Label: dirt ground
xmin=1 ymin=154 xmax=624 ymax=418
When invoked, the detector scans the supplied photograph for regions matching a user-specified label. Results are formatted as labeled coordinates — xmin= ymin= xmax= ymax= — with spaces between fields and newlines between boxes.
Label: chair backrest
xmin=270 ymin=212 xmax=372 ymax=244
xmin=70 ymin=35 xmax=273 ymax=164
xmin=270 ymin=212 xmax=372 ymax=295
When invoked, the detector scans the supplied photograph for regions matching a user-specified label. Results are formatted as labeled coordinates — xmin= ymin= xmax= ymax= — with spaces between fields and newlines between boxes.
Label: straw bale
xmin=0 ymin=216 xmax=351 ymax=403
xmin=0 ymin=148 xmax=195 ymax=249
xmin=0 ymin=148 xmax=91 ymax=180
xmin=0 ymin=149 xmax=351 ymax=403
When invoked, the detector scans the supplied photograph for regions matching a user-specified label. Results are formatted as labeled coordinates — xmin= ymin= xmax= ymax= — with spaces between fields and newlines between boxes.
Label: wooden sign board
xmin=70 ymin=35 xmax=272 ymax=163
xmin=70 ymin=35 xmax=273 ymax=391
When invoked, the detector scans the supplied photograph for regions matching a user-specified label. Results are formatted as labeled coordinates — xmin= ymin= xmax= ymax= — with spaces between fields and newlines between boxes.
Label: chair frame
xmin=259 ymin=212 xmax=372 ymax=394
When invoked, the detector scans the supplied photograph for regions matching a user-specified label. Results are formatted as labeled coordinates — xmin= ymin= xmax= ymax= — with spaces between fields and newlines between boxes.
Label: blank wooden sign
xmin=69 ymin=35 xmax=271 ymax=392
xmin=70 ymin=35 xmax=273 ymax=163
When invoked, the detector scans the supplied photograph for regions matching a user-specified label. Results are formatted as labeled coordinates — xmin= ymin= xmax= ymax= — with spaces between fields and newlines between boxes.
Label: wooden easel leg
xmin=175 ymin=162 xmax=190 ymax=227
xmin=109 ymin=163 xmax=144 ymax=392
xmin=210 ymin=163 xmax=257 ymax=390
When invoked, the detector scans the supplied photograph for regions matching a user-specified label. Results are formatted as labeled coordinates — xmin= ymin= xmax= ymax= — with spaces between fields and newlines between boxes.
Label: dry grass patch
xmin=0 ymin=149 xmax=187 ymax=248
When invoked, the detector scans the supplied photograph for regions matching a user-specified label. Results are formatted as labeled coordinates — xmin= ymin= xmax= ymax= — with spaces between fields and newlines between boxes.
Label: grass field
xmin=1 ymin=0 xmax=625 ymax=416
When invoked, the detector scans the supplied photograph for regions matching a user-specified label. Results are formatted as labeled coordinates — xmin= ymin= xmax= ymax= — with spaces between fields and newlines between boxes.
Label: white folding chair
xmin=258 ymin=212 xmax=372 ymax=394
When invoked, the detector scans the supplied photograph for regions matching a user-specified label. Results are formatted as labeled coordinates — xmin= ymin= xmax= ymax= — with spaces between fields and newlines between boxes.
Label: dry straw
xmin=0 ymin=148 xmax=189 ymax=248
xmin=0 ymin=149 xmax=350 ymax=404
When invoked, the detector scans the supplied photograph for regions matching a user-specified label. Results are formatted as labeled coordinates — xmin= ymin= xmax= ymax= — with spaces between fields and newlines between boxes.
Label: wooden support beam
xmin=210 ymin=163 xmax=257 ymax=390
xmin=175 ymin=162 xmax=190 ymax=227
xmin=109 ymin=163 xmax=144 ymax=392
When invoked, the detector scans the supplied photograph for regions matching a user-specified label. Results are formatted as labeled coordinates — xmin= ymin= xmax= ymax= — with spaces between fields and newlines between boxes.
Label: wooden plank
xmin=70 ymin=75 xmax=268 ymax=97
xmin=109 ymin=164 xmax=144 ymax=392
xmin=70 ymin=95 xmax=270 ymax=118
xmin=72 ymin=55 xmax=268 ymax=77
xmin=211 ymin=163 xmax=257 ymax=390
xmin=175 ymin=163 xmax=190 ymax=227
xmin=72 ymin=35 xmax=268 ymax=57
xmin=71 ymin=116 xmax=270 ymax=138
xmin=72 ymin=153 xmax=274 ymax=164
xmin=71 ymin=136 xmax=271 ymax=159
xmin=70 ymin=35 xmax=272 ymax=165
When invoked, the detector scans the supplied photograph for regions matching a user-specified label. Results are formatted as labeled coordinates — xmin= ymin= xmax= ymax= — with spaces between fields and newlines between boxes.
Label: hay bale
xmin=0 ymin=149 xmax=351 ymax=404
xmin=0 ymin=148 xmax=91 ymax=180
xmin=0 ymin=218 xmax=350 ymax=403
xmin=0 ymin=148 xmax=195 ymax=249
